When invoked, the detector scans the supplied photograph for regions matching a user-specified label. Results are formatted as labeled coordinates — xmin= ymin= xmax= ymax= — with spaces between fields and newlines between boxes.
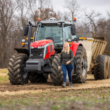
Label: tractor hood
xmin=31 ymin=39 xmax=53 ymax=48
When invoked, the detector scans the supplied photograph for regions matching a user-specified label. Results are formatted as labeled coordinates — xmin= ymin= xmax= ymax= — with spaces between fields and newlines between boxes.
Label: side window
xmin=64 ymin=26 xmax=71 ymax=40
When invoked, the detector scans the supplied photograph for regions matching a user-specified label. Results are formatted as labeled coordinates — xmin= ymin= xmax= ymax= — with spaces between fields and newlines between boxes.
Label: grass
xmin=0 ymin=75 xmax=9 ymax=84
xmin=0 ymin=69 xmax=8 ymax=74
xmin=0 ymin=69 xmax=9 ymax=84
xmin=0 ymin=87 xmax=110 ymax=107
xmin=0 ymin=69 xmax=110 ymax=109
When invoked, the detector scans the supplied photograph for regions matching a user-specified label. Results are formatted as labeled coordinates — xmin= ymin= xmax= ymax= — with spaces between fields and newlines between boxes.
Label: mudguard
xmin=70 ymin=42 xmax=83 ymax=56
xmin=15 ymin=48 xmax=29 ymax=56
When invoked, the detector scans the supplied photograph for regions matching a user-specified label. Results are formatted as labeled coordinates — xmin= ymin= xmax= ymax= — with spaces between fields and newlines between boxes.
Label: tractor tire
xmin=50 ymin=54 xmax=64 ymax=86
xmin=8 ymin=54 xmax=28 ymax=85
xmin=72 ymin=46 xmax=87 ymax=83
xmin=94 ymin=55 xmax=109 ymax=80
xmin=29 ymin=72 xmax=48 ymax=83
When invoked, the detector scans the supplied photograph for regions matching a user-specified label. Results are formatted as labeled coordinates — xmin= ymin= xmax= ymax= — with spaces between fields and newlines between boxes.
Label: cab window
xmin=64 ymin=26 xmax=71 ymax=40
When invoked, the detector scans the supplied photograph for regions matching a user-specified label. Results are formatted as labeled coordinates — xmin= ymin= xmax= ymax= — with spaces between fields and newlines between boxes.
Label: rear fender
xmin=70 ymin=42 xmax=83 ymax=56
xmin=15 ymin=48 xmax=29 ymax=56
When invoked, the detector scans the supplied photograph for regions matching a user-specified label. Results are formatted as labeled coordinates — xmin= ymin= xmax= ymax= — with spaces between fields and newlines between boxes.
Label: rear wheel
xmin=51 ymin=54 xmax=64 ymax=86
xmin=94 ymin=55 xmax=108 ymax=80
xmin=72 ymin=46 xmax=87 ymax=83
xmin=29 ymin=72 xmax=48 ymax=83
xmin=8 ymin=54 xmax=28 ymax=85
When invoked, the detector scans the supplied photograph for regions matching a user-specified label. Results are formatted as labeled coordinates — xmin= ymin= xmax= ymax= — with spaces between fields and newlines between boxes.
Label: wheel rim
xmin=82 ymin=57 xmax=86 ymax=76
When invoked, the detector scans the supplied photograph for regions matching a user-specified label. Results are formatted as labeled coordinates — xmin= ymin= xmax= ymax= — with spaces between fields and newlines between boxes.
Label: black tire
xmin=72 ymin=46 xmax=87 ymax=83
xmin=8 ymin=54 xmax=28 ymax=85
xmin=29 ymin=72 xmax=48 ymax=83
xmin=94 ymin=55 xmax=108 ymax=80
xmin=50 ymin=54 xmax=63 ymax=86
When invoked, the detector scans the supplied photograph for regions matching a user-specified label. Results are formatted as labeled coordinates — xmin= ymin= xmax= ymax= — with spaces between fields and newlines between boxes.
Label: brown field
xmin=0 ymin=69 xmax=110 ymax=110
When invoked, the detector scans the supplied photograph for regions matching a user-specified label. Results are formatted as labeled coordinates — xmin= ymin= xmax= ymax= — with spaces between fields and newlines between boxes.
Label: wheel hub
xmin=82 ymin=58 xmax=87 ymax=76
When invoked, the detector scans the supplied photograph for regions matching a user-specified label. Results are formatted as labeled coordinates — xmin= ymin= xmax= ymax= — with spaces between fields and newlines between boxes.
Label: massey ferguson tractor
xmin=8 ymin=18 xmax=88 ymax=85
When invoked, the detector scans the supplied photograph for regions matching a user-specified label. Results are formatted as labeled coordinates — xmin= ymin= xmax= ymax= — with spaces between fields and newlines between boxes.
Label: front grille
xmin=31 ymin=48 xmax=44 ymax=58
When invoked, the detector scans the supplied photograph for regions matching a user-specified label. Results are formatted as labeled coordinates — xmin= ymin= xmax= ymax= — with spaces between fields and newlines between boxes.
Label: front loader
xmin=8 ymin=18 xmax=88 ymax=85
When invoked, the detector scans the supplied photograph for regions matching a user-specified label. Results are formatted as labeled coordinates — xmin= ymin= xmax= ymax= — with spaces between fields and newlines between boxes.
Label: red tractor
xmin=8 ymin=18 xmax=88 ymax=85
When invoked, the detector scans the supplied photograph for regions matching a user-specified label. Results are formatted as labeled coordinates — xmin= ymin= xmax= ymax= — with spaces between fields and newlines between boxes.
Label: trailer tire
xmin=29 ymin=73 xmax=48 ymax=83
xmin=72 ymin=46 xmax=87 ymax=83
xmin=94 ymin=55 xmax=108 ymax=80
xmin=8 ymin=54 xmax=28 ymax=85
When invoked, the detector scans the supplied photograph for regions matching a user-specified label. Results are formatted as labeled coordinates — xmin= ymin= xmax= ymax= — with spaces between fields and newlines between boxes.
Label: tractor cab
xmin=31 ymin=18 xmax=77 ymax=54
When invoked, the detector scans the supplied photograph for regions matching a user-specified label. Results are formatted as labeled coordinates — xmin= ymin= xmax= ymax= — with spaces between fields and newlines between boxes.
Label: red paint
xmin=31 ymin=40 xmax=53 ymax=48
xmin=31 ymin=39 xmax=55 ymax=59
xmin=70 ymin=42 xmax=82 ymax=56
xmin=31 ymin=39 xmax=81 ymax=59
xmin=44 ymin=45 xmax=55 ymax=59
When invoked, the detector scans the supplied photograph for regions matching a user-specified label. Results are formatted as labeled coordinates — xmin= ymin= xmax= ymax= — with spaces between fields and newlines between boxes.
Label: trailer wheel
xmin=94 ymin=55 xmax=108 ymax=80
xmin=8 ymin=54 xmax=28 ymax=85
xmin=51 ymin=54 xmax=64 ymax=86
xmin=72 ymin=46 xmax=87 ymax=83
xmin=29 ymin=73 xmax=48 ymax=83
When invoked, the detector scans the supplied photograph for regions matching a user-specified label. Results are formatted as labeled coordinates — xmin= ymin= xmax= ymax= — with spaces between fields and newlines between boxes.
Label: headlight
xmin=22 ymin=39 xmax=26 ymax=42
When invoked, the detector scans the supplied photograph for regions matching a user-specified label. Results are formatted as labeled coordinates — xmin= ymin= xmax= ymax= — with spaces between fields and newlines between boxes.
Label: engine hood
xmin=31 ymin=39 xmax=53 ymax=48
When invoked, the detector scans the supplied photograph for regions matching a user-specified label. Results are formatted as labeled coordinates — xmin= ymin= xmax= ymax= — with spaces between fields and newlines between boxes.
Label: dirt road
xmin=0 ymin=74 xmax=110 ymax=96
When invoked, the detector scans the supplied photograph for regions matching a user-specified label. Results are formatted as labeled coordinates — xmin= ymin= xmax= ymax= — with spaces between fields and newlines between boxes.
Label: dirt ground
xmin=0 ymin=74 xmax=110 ymax=95
xmin=1 ymin=72 xmax=110 ymax=110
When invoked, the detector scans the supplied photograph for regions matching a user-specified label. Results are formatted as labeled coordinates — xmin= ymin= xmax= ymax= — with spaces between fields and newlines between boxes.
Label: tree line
xmin=0 ymin=0 xmax=110 ymax=68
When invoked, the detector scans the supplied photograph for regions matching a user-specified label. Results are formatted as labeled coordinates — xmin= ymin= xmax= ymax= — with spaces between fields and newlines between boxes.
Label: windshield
xmin=36 ymin=26 xmax=63 ymax=45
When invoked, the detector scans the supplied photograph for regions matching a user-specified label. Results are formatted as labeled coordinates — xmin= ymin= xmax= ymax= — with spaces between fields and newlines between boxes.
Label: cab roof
xmin=38 ymin=20 xmax=74 ymax=25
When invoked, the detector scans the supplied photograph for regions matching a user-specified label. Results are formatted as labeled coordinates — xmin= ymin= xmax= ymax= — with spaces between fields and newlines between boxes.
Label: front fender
xmin=70 ymin=42 xmax=83 ymax=56
xmin=15 ymin=48 xmax=29 ymax=56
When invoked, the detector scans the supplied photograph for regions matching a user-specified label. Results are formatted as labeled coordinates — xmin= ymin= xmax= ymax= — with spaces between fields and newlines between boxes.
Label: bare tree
xmin=15 ymin=0 xmax=29 ymax=38
xmin=0 ymin=0 xmax=17 ymax=67
xmin=64 ymin=0 xmax=79 ymax=21
xmin=63 ymin=12 xmax=70 ymax=21
xmin=106 ymin=10 xmax=110 ymax=30
xmin=76 ymin=22 xmax=90 ymax=33
xmin=27 ymin=0 xmax=51 ymax=24
xmin=84 ymin=10 xmax=101 ymax=37
xmin=38 ymin=0 xmax=51 ymax=19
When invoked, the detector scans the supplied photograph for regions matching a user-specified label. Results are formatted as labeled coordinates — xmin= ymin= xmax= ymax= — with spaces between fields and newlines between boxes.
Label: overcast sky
xmin=51 ymin=0 xmax=110 ymax=18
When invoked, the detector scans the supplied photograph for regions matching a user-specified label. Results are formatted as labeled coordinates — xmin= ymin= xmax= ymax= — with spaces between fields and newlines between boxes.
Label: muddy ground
xmin=0 ymin=73 xmax=110 ymax=110
xmin=0 ymin=74 xmax=110 ymax=95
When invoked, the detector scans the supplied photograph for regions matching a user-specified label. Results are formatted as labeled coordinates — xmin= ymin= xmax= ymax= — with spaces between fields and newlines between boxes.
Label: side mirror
xmin=24 ymin=26 xmax=29 ymax=36
xmin=71 ymin=25 xmax=76 ymax=35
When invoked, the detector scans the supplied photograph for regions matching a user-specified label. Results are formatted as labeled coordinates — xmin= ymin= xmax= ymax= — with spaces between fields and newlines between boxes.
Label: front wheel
xmin=8 ymin=54 xmax=28 ymax=85
xmin=50 ymin=54 xmax=63 ymax=86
